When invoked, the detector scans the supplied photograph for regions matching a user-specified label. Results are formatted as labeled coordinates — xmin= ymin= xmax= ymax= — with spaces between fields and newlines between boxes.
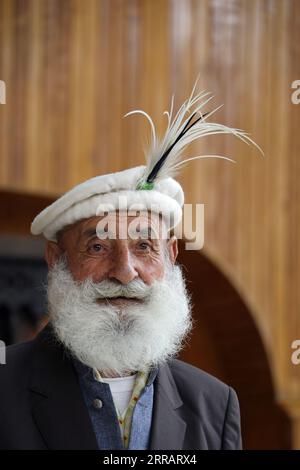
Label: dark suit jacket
xmin=0 ymin=325 xmax=242 ymax=450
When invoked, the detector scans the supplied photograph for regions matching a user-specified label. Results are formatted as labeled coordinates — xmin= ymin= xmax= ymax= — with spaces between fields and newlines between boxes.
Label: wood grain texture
xmin=0 ymin=0 xmax=299 ymax=448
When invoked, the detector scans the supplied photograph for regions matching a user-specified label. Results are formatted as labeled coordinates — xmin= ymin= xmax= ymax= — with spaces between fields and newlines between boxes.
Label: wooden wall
xmin=0 ymin=0 xmax=300 ymax=448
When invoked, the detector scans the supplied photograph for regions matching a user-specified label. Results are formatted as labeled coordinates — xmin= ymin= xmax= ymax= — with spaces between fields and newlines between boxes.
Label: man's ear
xmin=44 ymin=241 xmax=62 ymax=269
xmin=167 ymin=235 xmax=178 ymax=265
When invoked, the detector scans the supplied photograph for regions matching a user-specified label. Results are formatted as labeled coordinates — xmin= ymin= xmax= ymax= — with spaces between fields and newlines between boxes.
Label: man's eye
xmin=138 ymin=242 xmax=150 ymax=251
xmin=89 ymin=243 xmax=103 ymax=253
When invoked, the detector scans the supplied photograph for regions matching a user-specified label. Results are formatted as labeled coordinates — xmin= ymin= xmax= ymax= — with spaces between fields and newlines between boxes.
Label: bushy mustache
xmin=79 ymin=276 xmax=154 ymax=302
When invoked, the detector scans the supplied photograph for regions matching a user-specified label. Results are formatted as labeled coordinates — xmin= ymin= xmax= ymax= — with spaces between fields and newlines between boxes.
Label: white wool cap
xmin=31 ymin=166 xmax=184 ymax=241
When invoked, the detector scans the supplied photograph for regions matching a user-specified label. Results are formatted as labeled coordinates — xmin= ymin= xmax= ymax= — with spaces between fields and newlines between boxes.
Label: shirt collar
xmin=73 ymin=357 xmax=159 ymax=388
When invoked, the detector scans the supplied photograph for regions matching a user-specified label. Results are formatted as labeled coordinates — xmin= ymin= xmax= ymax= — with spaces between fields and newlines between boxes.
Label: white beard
xmin=47 ymin=256 xmax=193 ymax=376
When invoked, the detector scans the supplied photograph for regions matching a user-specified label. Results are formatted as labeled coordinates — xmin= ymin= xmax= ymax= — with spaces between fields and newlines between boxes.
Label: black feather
xmin=146 ymin=112 xmax=209 ymax=183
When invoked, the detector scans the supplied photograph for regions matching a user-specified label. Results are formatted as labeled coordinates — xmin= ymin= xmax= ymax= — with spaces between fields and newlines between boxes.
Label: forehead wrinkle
xmin=82 ymin=227 xmax=115 ymax=242
xmin=76 ymin=212 xmax=164 ymax=242
xmin=136 ymin=226 xmax=158 ymax=239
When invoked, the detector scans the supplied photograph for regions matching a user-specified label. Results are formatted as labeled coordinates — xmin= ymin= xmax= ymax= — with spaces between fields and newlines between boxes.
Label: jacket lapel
xmin=28 ymin=326 xmax=98 ymax=450
xmin=149 ymin=362 xmax=186 ymax=450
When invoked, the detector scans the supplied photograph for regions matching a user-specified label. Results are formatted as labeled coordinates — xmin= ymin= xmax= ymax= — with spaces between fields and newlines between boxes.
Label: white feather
xmin=124 ymin=79 xmax=264 ymax=185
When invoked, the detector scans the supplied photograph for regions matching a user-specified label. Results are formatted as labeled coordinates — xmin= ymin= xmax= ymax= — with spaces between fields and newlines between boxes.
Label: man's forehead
xmin=81 ymin=211 xmax=161 ymax=226
xmin=79 ymin=211 xmax=165 ymax=239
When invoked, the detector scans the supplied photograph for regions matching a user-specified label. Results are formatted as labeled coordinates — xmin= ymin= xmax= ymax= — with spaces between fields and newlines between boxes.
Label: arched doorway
xmin=177 ymin=246 xmax=291 ymax=450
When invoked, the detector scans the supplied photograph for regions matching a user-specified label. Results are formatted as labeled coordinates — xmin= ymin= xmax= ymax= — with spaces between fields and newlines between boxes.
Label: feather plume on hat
xmin=31 ymin=79 xmax=263 ymax=241
xmin=124 ymin=78 xmax=263 ymax=190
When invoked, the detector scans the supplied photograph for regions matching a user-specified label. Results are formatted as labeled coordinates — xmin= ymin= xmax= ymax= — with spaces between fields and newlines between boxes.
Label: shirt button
xmin=93 ymin=398 xmax=103 ymax=409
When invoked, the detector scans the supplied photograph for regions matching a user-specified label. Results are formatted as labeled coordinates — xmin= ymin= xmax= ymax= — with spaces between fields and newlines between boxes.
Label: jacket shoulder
xmin=169 ymin=358 xmax=230 ymax=396
xmin=168 ymin=358 xmax=239 ymax=419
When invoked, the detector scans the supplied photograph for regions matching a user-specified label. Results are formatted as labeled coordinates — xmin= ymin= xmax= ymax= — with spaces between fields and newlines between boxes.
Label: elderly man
xmin=0 ymin=85 xmax=247 ymax=450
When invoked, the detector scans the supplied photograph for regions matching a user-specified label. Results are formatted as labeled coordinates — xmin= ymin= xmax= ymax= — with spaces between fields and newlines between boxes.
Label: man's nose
xmin=107 ymin=246 xmax=138 ymax=285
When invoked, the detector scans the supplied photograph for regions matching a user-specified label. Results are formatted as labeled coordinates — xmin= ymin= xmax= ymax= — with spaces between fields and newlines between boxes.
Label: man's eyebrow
xmin=82 ymin=228 xmax=97 ymax=239
xmin=83 ymin=227 xmax=113 ymax=239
